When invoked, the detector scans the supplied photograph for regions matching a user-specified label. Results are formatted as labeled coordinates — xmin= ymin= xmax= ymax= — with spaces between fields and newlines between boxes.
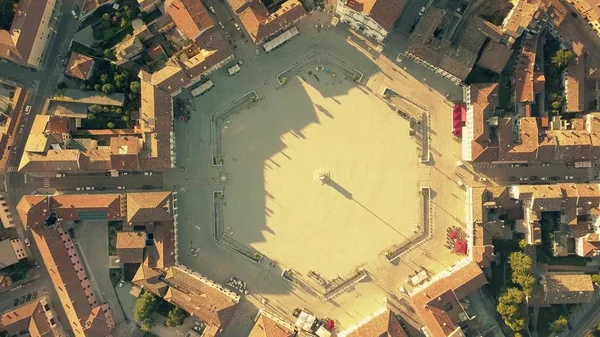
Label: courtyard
xmin=220 ymin=65 xmax=421 ymax=279
xmin=169 ymin=10 xmax=469 ymax=336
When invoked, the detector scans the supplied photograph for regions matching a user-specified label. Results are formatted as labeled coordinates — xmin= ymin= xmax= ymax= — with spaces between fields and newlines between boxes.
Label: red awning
xmin=454 ymin=240 xmax=467 ymax=255
xmin=449 ymin=230 xmax=458 ymax=240
xmin=452 ymin=104 xmax=462 ymax=137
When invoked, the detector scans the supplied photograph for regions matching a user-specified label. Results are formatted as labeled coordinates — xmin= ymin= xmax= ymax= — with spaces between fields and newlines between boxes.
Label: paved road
xmin=564 ymin=290 xmax=600 ymax=337
xmin=473 ymin=162 xmax=596 ymax=185
xmin=1 ymin=0 xmax=88 ymax=333
xmin=25 ymin=173 xmax=164 ymax=193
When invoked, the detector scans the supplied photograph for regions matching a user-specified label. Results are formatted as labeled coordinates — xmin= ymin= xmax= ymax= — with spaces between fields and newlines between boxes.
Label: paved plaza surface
xmin=222 ymin=72 xmax=421 ymax=279
xmin=168 ymin=11 xmax=472 ymax=336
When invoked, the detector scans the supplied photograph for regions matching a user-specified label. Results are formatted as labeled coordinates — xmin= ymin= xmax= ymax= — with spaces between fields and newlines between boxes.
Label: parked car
xmin=117 ymin=186 xmax=126 ymax=190
xmin=530 ymin=176 xmax=539 ymax=181
xmin=85 ymin=187 xmax=94 ymax=191
xmin=511 ymin=163 xmax=528 ymax=167
xmin=13 ymin=299 xmax=19 ymax=306
xmin=566 ymin=162 xmax=573 ymax=168
xmin=508 ymin=176 xmax=517 ymax=181
xmin=118 ymin=280 xmax=124 ymax=287
xmin=141 ymin=185 xmax=154 ymax=190
xmin=542 ymin=162 xmax=551 ymax=167
xmin=55 ymin=173 xmax=65 ymax=177
xmin=144 ymin=172 xmax=153 ymax=176
xmin=418 ymin=6 xmax=426 ymax=16
xmin=519 ymin=177 xmax=529 ymax=181
xmin=33 ymin=261 xmax=39 ymax=268
xmin=24 ymin=238 xmax=30 ymax=246
xmin=565 ymin=176 xmax=575 ymax=180
xmin=541 ymin=177 xmax=548 ymax=181
xmin=550 ymin=176 xmax=560 ymax=180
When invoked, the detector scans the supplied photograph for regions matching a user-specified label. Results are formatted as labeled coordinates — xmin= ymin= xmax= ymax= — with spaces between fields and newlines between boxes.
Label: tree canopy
xmin=134 ymin=292 xmax=156 ymax=323
xmin=551 ymin=49 xmax=575 ymax=68
xmin=166 ymin=307 xmax=186 ymax=327
xmin=550 ymin=316 xmax=568 ymax=333
xmin=508 ymin=252 xmax=532 ymax=274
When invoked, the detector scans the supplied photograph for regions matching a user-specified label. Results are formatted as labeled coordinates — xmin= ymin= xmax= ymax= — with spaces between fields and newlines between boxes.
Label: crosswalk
xmin=43 ymin=178 xmax=50 ymax=188
xmin=475 ymin=163 xmax=497 ymax=169
xmin=588 ymin=167 xmax=596 ymax=180
xmin=5 ymin=166 xmax=17 ymax=173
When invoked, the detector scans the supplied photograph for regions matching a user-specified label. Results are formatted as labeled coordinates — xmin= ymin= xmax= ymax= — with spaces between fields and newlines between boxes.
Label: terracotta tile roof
xmin=248 ymin=311 xmax=295 ymax=337
xmin=468 ymin=83 xmax=499 ymax=162
xmin=515 ymin=36 xmax=538 ymax=103
xmin=344 ymin=0 xmax=407 ymax=31
xmin=19 ymin=150 xmax=81 ymax=172
xmin=132 ymin=265 xmax=168 ymax=297
xmin=237 ymin=0 xmax=306 ymax=44
xmin=126 ymin=192 xmax=172 ymax=224
xmin=565 ymin=54 xmax=585 ymax=113
xmin=166 ymin=0 xmax=214 ymax=41
xmin=65 ymin=52 xmax=95 ymax=80
xmin=502 ymin=0 xmax=541 ymax=38
xmin=0 ymin=299 xmax=55 ymax=337
xmin=0 ymin=0 xmax=56 ymax=68
xmin=543 ymin=273 xmax=594 ymax=304
xmin=16 ymin=195 xmax=48 ymax=229
xmin=150 ymin=221 xmax=175 ymax=269
xmin=47 ymin=116 xmax=70 ymax=134
xmin=116 ymin=232 xmax=146 ymax=263
xmin=477 ymin=40 xmax=512 ymax=73
xmin=345 ymin=309 xmax=407 ymax=337
xmin=49 ymin=194 xmax=122 ymax=221
xmin=109 ymin=136 xmax=140 ymax=170
xmin=498 ymin=117 xmax=539 ymax=161
xmin=31 ymin=224 xmax=113 ymax=336
xmin=411 ymin=263 xmax=487 ymax=337
xmin=578 ymin=234 xmax=600 ymax=257
xmin=407 ymin=8 xmax=481 ymax=81
xmin=163 ymin=266 xmax=239 ymax=328
xmin=138 ymin=77 xmax=173 ymax=170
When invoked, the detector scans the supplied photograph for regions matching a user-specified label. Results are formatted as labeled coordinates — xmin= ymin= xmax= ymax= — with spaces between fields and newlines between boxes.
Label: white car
xmin=85 ymin=187 xmax=95 ymax=191
xmin=542 ymin=163 xmax=551 ymax=167
xmin=476 ymin=177 xmax=488 ymax=182
xmin=541 ymin=177 xmax=548 ymax=181
xmin=56 ymin=173 xmax=66 ymax=178
xmin=418 ymin=6 xmax=426 ymax=16
xmin=209 ymin=6 xmax=215 ymax=13
xmin=24 ymin=238 xmax=30 ymax=246
xmin=76 ymin=187 xmax=83 ymax=191
xmin=117 ymin=186 xmax=126 ymax=190
xmin=144 ymin=172 xmax=152 ymax=176
xmin=565 ymin=176 xmax=575 ymax=180
xmin=519 ymin=177 xmax=529 ymax=181
xmin=118 ymin=280 xmax=124 ymax=287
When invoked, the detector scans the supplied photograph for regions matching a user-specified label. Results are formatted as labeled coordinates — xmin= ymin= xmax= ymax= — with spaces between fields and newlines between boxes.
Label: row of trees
xmin=496 ymin=245 xmax=535 ymax=333
xmin=134 ymin=292 xmax=187 ymax=332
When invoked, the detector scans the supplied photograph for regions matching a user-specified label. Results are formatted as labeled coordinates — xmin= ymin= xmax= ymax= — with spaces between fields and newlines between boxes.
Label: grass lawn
xmin=536 ymin=306 xmax=568 ymax=336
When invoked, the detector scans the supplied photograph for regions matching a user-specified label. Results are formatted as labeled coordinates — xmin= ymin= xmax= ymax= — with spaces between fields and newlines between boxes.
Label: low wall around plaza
xmin=276 ymin=50 xmax=363 ymax=85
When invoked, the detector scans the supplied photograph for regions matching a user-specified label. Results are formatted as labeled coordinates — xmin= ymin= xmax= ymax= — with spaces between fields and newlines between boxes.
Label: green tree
xmin=591 ymin=274 xmax=600 ymax=285
xmin=508 ymin=251 xmax=532 ymax=274
xmin=107 ymin=121 xmax=115 ymax=129
xmin=94 ymin=84 xmax=102 ymax=91
xmin=550 ymin=316 xmax=568 ymax=333
xmin=115 ymin=11 xmax=122 ymax=18
xmin=102 ymin=13 xmax=110 ymax=21
xmin=499 ymin=288 xmax=524 ymax=306
xmin=134 ymin=292 xmax=156 ymax=322
xmin=88 ymin=105 xmax=102 ymax=114
xmin=122 ymin=115 xmax=130 ymax=121
xmin=129 ymin=81 xmax=140 ymax=93
xmin=140 ymin=317 xmax=154 ymax=332
xmin=513 ymin=273 xmax=536 ymax=296
xmin=87 ymin=113 xmax=96 ymax=120
xmin=505 ymin=317 xmax=525 ymax=332
xmin=518 ymin=239 xmax=529 ymax=251
xmin=552 ymin=50 xmax=575 ymax=68
xmin=551 ymin=100 xmax=563 ymax=110
xmin=100 ymin=73 xmax=111 ymax=84
xmin=514 ymin=333 xmax=523 ymax=337
xmin=497 ymin=302 xmax=519 ymax=318
xmin=165 ymin=307 xmax=186 ymax=327
xmin=102 ymin=83 xmax=115 ymax=94
xmin=104 ymin=49 xmax=115 ymax=59
xmin=120 ymin=17 xmax=129 ymax=29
